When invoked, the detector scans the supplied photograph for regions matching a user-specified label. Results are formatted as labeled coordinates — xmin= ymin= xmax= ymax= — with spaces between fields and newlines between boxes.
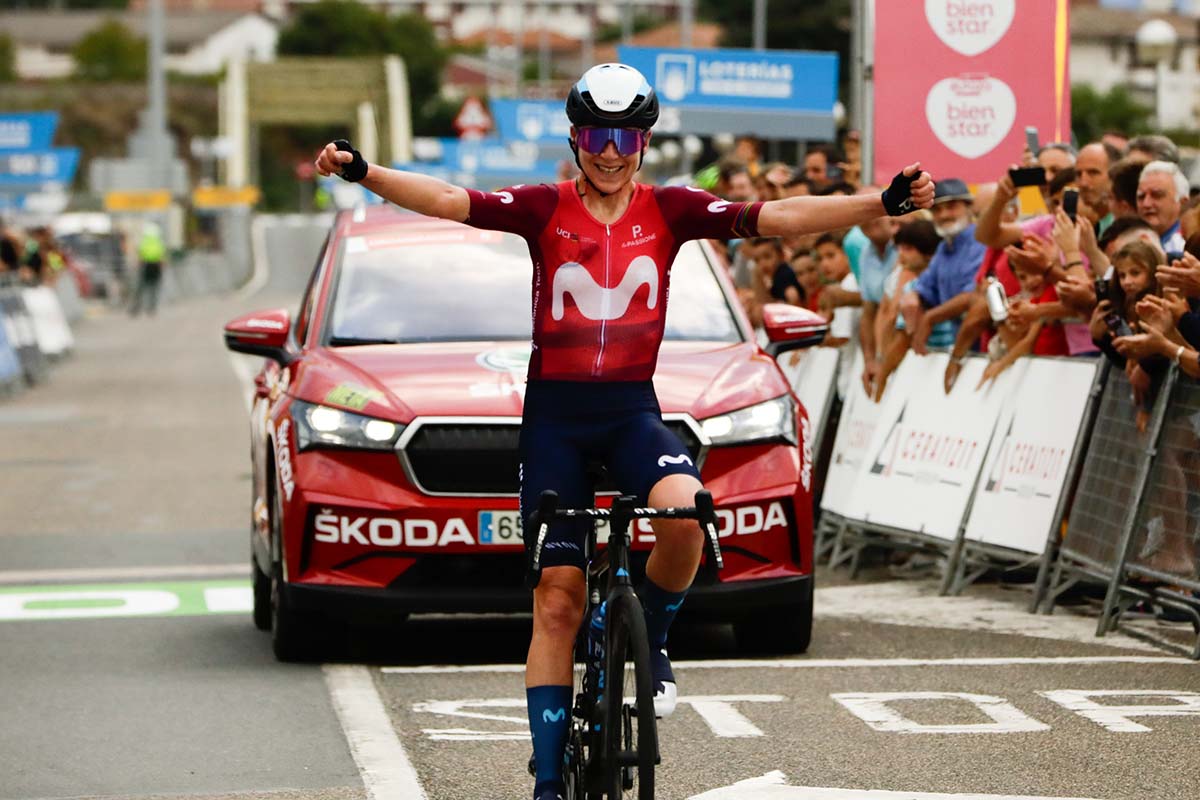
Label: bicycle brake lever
xmin=694 ymin=490 xmax=724 ymax=572
xmin=525 ymin=490 xmax=559 ymax=590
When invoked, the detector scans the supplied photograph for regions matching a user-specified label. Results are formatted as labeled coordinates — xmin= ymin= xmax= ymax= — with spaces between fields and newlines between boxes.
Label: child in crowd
xmin=790 ymin=250 xmax=823 ymax=313
xmin=815 ymin=232 xmax=861 ymax=399
xmin=978 ymin=258 xmax=1069 ymax=387
xmin=871 ymin=218 xmax=940 ymax=400
xmin=1091 ymin=240 xmax=1166 ymax=431
xmin=750 ymin=237 xmax=802 ymax=305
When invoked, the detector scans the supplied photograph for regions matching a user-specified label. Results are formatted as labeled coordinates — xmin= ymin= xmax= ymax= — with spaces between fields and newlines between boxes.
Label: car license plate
xmin=477 ymin=510 xmax=612 ymax=545
xmin=477 ymin=511 xmax=524 ymax=546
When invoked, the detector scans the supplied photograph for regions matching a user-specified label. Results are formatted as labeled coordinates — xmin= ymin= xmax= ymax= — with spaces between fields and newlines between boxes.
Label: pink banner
xmin=873 ymin=0 xmax=1071 ymax=186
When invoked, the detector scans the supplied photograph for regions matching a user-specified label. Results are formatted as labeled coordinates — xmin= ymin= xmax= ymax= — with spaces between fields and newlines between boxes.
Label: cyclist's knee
xmin=533 ymin=570 xmax=586 ymax=639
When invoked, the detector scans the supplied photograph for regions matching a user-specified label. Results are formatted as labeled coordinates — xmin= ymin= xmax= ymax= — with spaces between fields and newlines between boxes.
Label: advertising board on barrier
xmin=819 ymin=349 xmax=900 ymax=519
xmin=850 ymin=353 xmax=1015 ymax=541
xmin=872 ymin=1 xmax=1071 ymax=184
xmin=963 ymin=357 xmax=1099 ymax=555
xmin=775 ymin=347 xmax=839 ymax=448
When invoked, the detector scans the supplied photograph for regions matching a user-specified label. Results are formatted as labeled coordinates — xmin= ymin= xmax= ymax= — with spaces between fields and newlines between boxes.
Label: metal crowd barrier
xmin=0 ymin=276 xmax=48 ymax=385
xmin=802 ymin=344 xmax=1200 ymax=658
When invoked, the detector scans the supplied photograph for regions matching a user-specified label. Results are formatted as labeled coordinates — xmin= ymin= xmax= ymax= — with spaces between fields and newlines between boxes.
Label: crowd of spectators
xmin=0 ymin=223 xmax=67 ymax=287
xmin=699 ymin=132 xmax=1200 ymax=580
xmin=700 ymin=132 xmax=1200 ymax=403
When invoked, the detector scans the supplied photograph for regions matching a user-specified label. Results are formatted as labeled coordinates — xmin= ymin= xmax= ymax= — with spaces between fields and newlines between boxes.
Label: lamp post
xmin=1135 ymin=19 xmax=1178 ymax=130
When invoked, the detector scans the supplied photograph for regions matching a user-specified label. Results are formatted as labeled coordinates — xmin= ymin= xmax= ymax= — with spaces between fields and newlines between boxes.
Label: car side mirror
xmin=223 ymin=308 xmax=295 ymax=365
xmin=761 ymin=303 xmax=828 ymax=357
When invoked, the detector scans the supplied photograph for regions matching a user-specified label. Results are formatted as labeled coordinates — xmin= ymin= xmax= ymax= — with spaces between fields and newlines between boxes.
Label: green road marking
xmin=0 ymin=579 xmax=252 ymax=622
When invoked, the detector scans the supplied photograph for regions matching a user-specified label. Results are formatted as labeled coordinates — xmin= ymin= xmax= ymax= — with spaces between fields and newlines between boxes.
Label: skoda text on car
xmin=224 ymin=206 xmax=826 ymax=661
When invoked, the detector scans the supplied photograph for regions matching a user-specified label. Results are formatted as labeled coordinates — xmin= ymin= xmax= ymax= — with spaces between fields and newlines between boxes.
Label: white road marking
xmin=678 ymin=695 xmax=784 ymax=737
xmin=0 ymin=588 xmax=180 ymax=620
xmin=380 ymin=655 xmax=1189 ymax=675
xmin=0 ymin=563 xmax=245 ymax=585
xmin=324 ymin=664 xmax=428 ymax=800
xmin=815 ymin=581 xmax=1159 ymax=652
xmin=411 ymin=696 xmax=785 ymax=741
xmin=1039 ymin=690 xmax=1200 ymax=733
xmin=237 ymin=213 xmax=271 ymax=300
xmin=831 ymin=692 xmax=1051 ymax=735
xmin=688 ymin=771 xmax=1104 ymax=800
xmin=203 ymin=586 xmax=253 ymax=613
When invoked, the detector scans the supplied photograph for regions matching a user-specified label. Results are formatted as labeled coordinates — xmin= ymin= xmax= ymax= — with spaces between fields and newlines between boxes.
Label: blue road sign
xmin=491 ymin=99 xmax=572 ymax=145
xmin=617 ymin=46 xmax=838 ymax=112
xmin=0 ymin=113 xmax=60 ymax=152
xmin=0 ymin=149 xmax=81 ymax=187
xmin=402 ymin=138 xmax=560 ymax=185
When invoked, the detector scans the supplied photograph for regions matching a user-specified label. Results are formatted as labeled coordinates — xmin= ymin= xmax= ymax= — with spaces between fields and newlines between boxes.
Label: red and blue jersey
xmin=465 ymin=180 xmax=762 ymax=382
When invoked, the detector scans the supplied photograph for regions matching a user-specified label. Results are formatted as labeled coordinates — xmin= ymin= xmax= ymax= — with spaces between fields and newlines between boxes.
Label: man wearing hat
xmin=898 ymin=177 xmax=987 ymax=354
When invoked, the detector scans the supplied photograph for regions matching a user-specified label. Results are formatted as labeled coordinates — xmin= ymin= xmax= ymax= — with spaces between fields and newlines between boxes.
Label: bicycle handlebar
xmin=526 ymin=489 xmax=724 ymax=589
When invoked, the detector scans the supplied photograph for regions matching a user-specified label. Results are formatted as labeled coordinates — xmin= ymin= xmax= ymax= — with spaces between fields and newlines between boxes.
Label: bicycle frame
xmin=526 ymin=490 xmax=723 ymax=799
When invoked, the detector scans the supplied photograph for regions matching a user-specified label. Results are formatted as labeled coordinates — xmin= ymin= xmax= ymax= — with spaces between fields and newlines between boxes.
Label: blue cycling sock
xmin=640 ymin=577 xmax=687 ymax=650
xmin=527 ymin=684 xmax=571 ymax=795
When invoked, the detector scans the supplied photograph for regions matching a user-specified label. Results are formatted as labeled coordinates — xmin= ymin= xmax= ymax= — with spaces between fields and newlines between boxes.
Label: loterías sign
xmin=873 ymin=0 xmax=1071 ymax=185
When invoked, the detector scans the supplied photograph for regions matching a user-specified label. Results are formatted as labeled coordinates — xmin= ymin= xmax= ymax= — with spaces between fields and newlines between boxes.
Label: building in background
xmin=0 ymin=10 xmax=278 ymax=80
xmin=1072 ymin=0 xmax=1200 ymax=130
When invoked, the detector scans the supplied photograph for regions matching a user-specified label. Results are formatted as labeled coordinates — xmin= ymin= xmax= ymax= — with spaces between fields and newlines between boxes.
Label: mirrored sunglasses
xmin=575 ymin=127 xmax=647 ymax=157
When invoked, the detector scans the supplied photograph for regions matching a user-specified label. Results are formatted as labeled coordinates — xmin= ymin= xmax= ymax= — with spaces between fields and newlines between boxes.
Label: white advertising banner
xmin=963 ymin=357 xmax=1099 ymax=554
xmin=776 ymin=346 xmax=840 ymax=445
xmin=819 ymin=350 xmax=911 ymax=518
xmin=851 ymin=353 xmax=1016 ymax=541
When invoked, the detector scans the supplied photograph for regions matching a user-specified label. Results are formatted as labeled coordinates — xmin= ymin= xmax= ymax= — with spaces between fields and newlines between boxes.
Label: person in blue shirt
xmin=898 ymin=178 xmax=988 ymax=354
xmin=856 ymin=208 xmax=899 ymax=395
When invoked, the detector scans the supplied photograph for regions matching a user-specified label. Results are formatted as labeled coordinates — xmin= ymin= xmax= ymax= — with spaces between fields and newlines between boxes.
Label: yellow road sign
xmin=192 ymin=185 xmax=261 ymax=208
xmin=104 ymin=190 xmax=172 ymax=212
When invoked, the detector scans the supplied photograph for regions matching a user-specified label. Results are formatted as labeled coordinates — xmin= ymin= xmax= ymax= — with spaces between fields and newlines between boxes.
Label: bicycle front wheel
xmin=603 ymin=592 xmax=657 ymax=799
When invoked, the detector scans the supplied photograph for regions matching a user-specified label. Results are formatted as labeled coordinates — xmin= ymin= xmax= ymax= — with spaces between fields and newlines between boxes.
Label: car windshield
xmin=325 ymin=228 xmax=743 ymax=345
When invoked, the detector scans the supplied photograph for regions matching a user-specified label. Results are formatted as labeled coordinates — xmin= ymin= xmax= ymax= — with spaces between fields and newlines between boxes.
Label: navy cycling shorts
xmin=518 ymin=379 xmax=702 ymax=571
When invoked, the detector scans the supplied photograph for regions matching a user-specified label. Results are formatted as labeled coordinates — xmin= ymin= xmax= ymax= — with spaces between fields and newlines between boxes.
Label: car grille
xmin=402 ymin=419 xmax=703 ymax=495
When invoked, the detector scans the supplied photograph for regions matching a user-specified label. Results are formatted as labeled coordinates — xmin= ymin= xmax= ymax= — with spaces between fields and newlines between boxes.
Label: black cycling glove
xmin=881 ymin=169 xmax=919 ymax=216
xmin=333 ymin=139 xmax=369 ymax=183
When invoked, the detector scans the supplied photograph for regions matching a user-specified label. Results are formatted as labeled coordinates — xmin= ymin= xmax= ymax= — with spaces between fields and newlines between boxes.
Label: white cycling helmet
xmin=566 ymin=63 xmax=659 ymax=131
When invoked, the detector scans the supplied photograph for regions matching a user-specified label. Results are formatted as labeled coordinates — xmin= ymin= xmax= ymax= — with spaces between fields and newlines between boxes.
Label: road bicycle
xmin=527 ymin=489 xmax=724 ymax=799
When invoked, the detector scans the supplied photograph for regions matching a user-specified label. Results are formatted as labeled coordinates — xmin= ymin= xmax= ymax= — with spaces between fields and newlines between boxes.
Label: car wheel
xmin=252 ymin=547 xmax=271 ymax=632
xmin=269 ymin=486 xmax=317 ymax=662
xmin=733 ymin=579 xmax=814 ymax=654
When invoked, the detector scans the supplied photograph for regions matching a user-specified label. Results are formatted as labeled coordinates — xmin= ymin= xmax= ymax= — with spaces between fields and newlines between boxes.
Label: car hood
xmin=292 ymin=341 xmax=789 ymax=422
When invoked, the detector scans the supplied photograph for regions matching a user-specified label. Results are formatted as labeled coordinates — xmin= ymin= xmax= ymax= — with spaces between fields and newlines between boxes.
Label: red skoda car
xmin=225 ymin=206 xmax=824 ymax=661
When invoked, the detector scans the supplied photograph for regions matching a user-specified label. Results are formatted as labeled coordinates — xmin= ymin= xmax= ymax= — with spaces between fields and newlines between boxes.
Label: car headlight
xmin=700 ymin=395 xmax=796 ymax=446
xmin=291 ymin=399 xmax=404 ymax=451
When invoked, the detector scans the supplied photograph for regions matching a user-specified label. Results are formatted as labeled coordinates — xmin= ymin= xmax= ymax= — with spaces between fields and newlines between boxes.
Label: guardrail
xmin=784 ymin=345 xmax=1200 ymax=659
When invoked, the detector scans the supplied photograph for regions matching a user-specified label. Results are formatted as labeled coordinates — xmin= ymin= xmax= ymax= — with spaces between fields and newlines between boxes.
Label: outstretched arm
xmin=756 ymin=163 xmax=934 ymax=237
xmin=314 ymin=141 xmax=470 ymax=222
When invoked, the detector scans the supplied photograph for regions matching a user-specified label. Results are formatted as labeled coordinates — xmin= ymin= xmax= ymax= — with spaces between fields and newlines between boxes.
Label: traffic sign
xmin=0 ymin=113 xmax=59 ymax=152
xmin=104 ymin=190 xmax=172 ymax=212
xmin=192 ymin=185 xmax=261 ymax=208
xmin=453 ymin=97 xmax=494 ymax=139
xmin=0 ymin=149 xmax=80 ymax=187
xmin=491 ymin=99 xmax=571 ymax=145
xmin=616 ymin=46 xmax=838 ymax=139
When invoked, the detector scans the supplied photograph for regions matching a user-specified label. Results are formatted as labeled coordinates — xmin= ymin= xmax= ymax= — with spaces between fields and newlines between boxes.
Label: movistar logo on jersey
xmin=657 ymin=453 xmax=693 ymax=467
xmin=551 ymin=256 xmax=658 ymax=322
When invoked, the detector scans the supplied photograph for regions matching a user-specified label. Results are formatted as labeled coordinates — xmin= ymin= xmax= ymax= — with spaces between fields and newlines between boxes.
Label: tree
xmin=698 ymin=0 xmax=852 ymax=84
xmin=1070 ymin=84 xmax=1152 ymax=145
xmin=276 ymin=0 xmax=447 ymax=129
xmin=72 ymin=19 xmax=146 ymax=82
xmin=0 ymin=34 xmax=15 ymax=83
